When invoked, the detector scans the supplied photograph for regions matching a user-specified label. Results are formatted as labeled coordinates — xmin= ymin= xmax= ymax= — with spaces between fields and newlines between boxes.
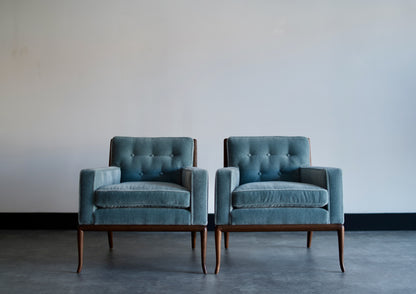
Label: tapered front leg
xmin=338 ymin=226 xmax=345 ymax=272
xmin=200 ymin=228 xmax=207 ymax=274
xmin=77 ymin=229 xmax=84 ymax=273
xmin=215 ymin=227 xmax=222 ymax=274
xmin=307 ymin=231 xmax=313 ymax=248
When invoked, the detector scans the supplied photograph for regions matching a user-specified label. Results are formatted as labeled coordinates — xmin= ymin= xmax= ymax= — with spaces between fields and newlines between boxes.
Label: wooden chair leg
xmin=77 ymin=229 xmax=84 ymax=273
xmin=224 ymin=232 xmax=229 ymax=249
xmin=200 ymin=228 xmax=207 ymax=274
xmin=338 ymin=226 xmax=345 ymax=272
xmin=108 ymin=231 xmax=113 ymax=250
xmin=215 ymin=227 xmax=222 ymax=274
xmin=307 ymin=231 xmax=313 ymax=248
xmin=192 ymin=231 xmax=196 ymax=250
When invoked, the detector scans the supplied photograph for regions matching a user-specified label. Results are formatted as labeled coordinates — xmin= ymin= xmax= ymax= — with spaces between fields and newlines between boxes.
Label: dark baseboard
xmin=344 ymin=213 xmax=416 ymax=231
xmin=0 ymin=213 xmax=78 ymax=230
xmin=0 ymin=213 xmax=415 ymax=230
xmin=208 ymin=214 xmax=215 ymax=231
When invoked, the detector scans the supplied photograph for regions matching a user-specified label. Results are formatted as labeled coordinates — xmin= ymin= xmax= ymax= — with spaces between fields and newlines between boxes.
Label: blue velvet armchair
xmin=215 ymin=136 xmax=344 ymax=273
xmin=77 ymin=137 xmax=208 ymax=273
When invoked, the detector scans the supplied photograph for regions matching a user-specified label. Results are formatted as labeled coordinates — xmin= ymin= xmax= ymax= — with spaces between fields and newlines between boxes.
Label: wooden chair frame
xmin=215 ymin=138 xmax=344 ymax=274
xmin=77 ymin=139 xmax=207 ymax=274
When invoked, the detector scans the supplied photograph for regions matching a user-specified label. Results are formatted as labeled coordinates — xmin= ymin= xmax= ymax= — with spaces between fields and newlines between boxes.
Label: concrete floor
xmin=0 ymin=230 xmax=415 ymax=294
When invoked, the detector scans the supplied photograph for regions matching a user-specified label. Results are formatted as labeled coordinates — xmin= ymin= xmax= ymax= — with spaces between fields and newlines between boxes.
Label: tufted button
xmin=131 ymin=153 xmax=135 ymax=157
xmin=149 ymin=154 xmax=154 ymax=157
xmin=266 ymin=153 xmax=271 ymax=157
xmin=170 ymin=154 xmax=174 ymax=158
xmin=159 ymin=171 xmax=164 ymax=175
xmin=248 ymin=153 xmax=252 ymax=157
xmin=138 ymin=172 xmax=144 ymax=176
xmin=258 ymin=171 xmax=262 ymax=176
xmin=287 ymin=153 xmax=291 ymax=157
xmin=277 ymin=171 xmax=282 ymax=176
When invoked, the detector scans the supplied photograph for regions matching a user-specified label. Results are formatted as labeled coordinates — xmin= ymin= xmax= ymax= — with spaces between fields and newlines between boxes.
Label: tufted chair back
xmin=110 ymin=137 xmax=195 ymax=185
xmin=225 ymin=136 xmax=310 ymax=185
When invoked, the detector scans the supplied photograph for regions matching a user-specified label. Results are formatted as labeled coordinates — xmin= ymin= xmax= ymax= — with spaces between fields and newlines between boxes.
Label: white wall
xmin=1 ymin=0 xmax=415 ymax=213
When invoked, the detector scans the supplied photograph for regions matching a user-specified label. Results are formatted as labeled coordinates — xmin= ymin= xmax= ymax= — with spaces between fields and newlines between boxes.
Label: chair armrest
xmin=182 ymin=167 xmax=208 ymax=225
xmin=79 ymin=167 xmax=121 ymax=225
xmin=215 ymin=167 xmax=240 ymax=225
xmin=300 ymin=167 xmax=344 ymax=224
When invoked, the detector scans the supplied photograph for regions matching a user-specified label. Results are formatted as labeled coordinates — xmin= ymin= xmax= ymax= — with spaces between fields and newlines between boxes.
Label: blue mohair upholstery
xmin=94 ymin=208 xmax=191 ymax=225
xmin=215 ymin=136 xmax=343 ymax=225
xmin=231 ymin=208 xmax=329 ymax=225
xmin=95 ymin=182 xmax=190 ymax=209
xmin=215 ymin=167 xmax=240 ymax=225
xmin=227 ymin=136 xmax=310 ymax=185
xmin=182 ymin=167 xmax=209 ymax=225
xmin=300 ymin=167 xmax=344 ymax=224
xmin=110 ymin=137 xmax=194 ymax=184
xmin=79 ymin=167 xmax=121 ymax=225
xmin=232 ymin=181 xmax=328 ymax=208
xmin=79 ymin=137 xmax=208 ymax=226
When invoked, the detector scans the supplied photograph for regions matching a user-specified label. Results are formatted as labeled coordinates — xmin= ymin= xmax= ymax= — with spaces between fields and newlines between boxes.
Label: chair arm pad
xmin=79 ymin=167 xmax=121 ymax=225
xmin=182 ymin=167 xmax=208 ymax=225
xmin=300 ymin=167 xmax=344 ymax=224
xmin=215 ymin=167 xmax=240 ymax=225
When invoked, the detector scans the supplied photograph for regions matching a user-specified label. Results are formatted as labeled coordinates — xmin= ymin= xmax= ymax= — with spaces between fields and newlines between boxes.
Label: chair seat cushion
xmin=94 ymin=208 xmax=191 ymax=225
xmin=95 ymin=181 xmax=190 ymax=209
xmin=232 ymin=181 xmax=328 ymax=208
